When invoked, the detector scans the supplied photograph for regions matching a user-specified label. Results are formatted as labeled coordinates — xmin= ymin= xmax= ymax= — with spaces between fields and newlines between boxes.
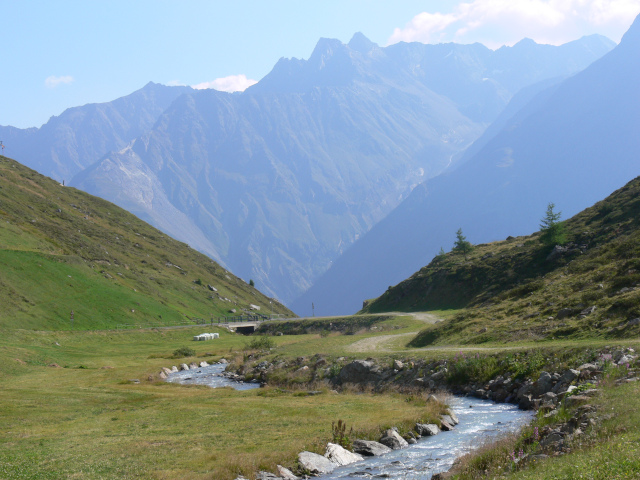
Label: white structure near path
xmin=193 ymin=332 xmax=220 ymax=341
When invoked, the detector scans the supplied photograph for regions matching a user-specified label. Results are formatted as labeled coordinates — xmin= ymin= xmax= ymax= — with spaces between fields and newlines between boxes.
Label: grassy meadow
xmin=0 ymin=319 xmax=443 ymax=480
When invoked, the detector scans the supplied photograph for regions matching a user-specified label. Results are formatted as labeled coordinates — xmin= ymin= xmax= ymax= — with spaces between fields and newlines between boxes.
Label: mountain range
xmin=0 ymin=33 xmax=615 ymax=306
xmin=293 ymin=14 xmax=640 ymax=316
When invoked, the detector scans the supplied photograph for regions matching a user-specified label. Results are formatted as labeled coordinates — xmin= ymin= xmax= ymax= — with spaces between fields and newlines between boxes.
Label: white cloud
xmin=192 ymin=74 xmax=257 ymax=92
xmin=45 ymin=75 xmax=74 ymax=88
xmin=388 ymin=0 xmax=640 ymax=48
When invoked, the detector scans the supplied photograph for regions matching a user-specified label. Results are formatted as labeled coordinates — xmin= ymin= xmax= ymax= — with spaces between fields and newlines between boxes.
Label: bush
xmin=246 ymin=335 xmax=275 ymax=350
xmin=173 ymin=346 xmax=195 ymax=358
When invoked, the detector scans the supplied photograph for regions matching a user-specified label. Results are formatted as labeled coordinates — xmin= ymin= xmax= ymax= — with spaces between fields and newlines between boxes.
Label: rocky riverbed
xmin=221 ymin=346 xmax=638 ymax=479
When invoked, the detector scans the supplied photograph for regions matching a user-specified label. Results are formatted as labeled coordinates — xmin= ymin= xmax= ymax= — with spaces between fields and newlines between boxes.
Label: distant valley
xmin=0 ymin=32 xmax=616 ymax=308
xmin=295 ymin=15 xmax=640 ymax=316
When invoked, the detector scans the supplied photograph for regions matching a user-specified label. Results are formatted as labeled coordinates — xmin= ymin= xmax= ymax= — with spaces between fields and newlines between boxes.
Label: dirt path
xmin=346 ymin=312 xmax=441 ymax=353
xmin=346 ymin=312 xmax=521 ymax=354
xmin=347 ymin=332 xmax=415 ymax=353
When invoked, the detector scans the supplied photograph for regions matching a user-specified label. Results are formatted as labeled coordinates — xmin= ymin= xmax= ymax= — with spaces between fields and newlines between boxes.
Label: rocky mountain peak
xmin=348 ymin=32 xmax=378 ymax=54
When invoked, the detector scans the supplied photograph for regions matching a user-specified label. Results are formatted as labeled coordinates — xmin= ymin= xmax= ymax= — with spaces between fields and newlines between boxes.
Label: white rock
xmin=276 ymin=465 xmax=298 ymax=480
xmin=298 ymin=451 xmax=336 ymax=475
xmin=324 ymin=443 xmax=364 ymax=466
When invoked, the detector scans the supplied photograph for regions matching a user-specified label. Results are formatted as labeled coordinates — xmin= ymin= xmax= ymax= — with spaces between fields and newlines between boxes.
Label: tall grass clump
xmin=446 ymin=352 xmax=501 ymax=384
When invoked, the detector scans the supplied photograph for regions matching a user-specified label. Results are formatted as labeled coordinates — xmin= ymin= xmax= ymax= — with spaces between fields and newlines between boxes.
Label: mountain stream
xmin=167 ymin=365 xmax=533 ymax=479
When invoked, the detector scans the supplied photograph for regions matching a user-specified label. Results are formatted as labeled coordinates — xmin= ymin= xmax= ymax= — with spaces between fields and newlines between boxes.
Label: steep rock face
xmin=72 ymin=66 xmax=481 ymax=302
xmin=0 ymin=82 xmax=192 ymax=182
xmin=292 ymin=16 xmax=640 ymax=316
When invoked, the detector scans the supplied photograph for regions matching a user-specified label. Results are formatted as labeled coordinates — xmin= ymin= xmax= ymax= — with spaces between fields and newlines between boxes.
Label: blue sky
xmin=1 ymin=0 xmax=638 ymax=128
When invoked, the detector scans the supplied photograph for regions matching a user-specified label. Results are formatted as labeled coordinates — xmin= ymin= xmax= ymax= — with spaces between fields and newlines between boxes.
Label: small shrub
xmin=246 ymin=335 xmax=275 ymax=350
xmin=447 ymin=352 xmax=500 ymax=384
xmin=327 ymin=364 xmax=342 ymax=378
xmin=173 ymin=346 xmax=195 ymax=358
xmin=331 ymin=419 xmax=353 ymax=450
xmin=505 ymin=351 xmax=546 ymax=380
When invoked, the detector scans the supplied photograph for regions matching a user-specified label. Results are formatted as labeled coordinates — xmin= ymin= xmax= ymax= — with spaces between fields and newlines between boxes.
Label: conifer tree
xmin=539 ymin=202 xmax=567 ymax=246
xmin=453 ymin=228 xmax=473 ymax=259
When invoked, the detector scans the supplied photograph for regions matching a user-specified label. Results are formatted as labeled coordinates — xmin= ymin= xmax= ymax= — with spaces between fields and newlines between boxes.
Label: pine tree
xmin=539 ymin=203 xmax=567 ymax=246
xmin=453 ymin=228 xmax=473 ymax=259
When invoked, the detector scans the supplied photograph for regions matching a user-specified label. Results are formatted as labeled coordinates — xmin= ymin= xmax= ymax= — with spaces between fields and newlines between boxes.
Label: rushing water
xmin=319 ymin=396 xmax=533 ymax=480
xmin=165 ymin=363 xmax=260 ymax=391
xmin=167 ymin=366 xmax=532 ymax=479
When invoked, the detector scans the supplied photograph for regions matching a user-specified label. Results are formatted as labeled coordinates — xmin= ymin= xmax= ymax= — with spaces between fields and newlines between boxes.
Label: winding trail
xmin=347 ymin=312 xmax=520 ymax=354
xmin=347 ymin=312 xmax=440 ymax=353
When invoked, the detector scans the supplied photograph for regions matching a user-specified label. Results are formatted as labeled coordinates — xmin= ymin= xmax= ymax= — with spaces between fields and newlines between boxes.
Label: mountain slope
xmin=362 ymin=174 xmax=640 ymax=345
xmin=70 ymin=34 xmax=612 ymax=305
xmin=292 ymin=15 xmax=640 ymax=316
xmin=0 ymin=82 xmax=192 ymax=182
xmin=0 ymin=154 xmax=292 ymax=330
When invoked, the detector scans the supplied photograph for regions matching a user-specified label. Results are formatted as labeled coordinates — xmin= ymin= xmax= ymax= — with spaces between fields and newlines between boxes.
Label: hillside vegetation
xmin=0 ymin=155 xmax=292 ymax=330
xmin=362 ymin=176 xmax=640 ymax=345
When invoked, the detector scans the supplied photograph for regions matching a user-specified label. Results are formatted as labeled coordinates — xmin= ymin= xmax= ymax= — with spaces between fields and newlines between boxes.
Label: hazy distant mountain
xmin=291 ymin=16 xmax=640 ymax=316
xmin=69 ymin=33 xmax=613 ymax=306
xmin=0 ymin=82 xmax=192 ymax=182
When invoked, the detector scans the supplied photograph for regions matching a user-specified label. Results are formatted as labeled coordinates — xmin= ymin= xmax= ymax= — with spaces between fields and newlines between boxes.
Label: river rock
xmin=533 ymin=372 xmax=553 ymax=396
xmin=158 ymin=371 xmax=167 ymax=379
xmin=618 ymin=354 xmax=635 ymax=365
xmin=161 ymin=367 xmax=172 ymax=376
xmin=519 ymin=394 xmax=534 ymax=410
xmin=379 ymin=429 xmax=409 ymax=449
xmin=325 ymin=443 xmax=364 ymax=466
xmin=199 ymin=361 xmax=209 ymax=368
xmin=298 ymin=451 xmax=336 ymax=475
xmin=189 ymin=362 xmax=199 ymax=369
xmin=540 ymin=392 xmax=558 ymax=409
xmin=276 ymin=465 xmax=299 ymax=480
xmin=540 ymin=431 xmax=564 ymax=449
xmin=352 ymin=439 xmax=392 ymax=456
xmin=439 ymin=417 xmax=454 ymax=431
xmin=445 ymin=411 xmax=459 ymax=425
xmin=552 ymin=369 xmax=579 ymax=393
xmin=415 ymin=423 xmax=440 ymax=436
xmin=171 ymin=365 xmax=179 ymax=372
xmin=337 ymin=360 xmax=382 ymax=384
xmin=179 ymin=363 xmax=190 ymax=371
xmin=255 ymin=472 xmax=281 ymax=480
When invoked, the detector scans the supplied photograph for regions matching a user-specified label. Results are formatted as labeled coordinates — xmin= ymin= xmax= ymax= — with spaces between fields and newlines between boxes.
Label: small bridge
xmin=209 ymin=314 xmax=290 ymax=334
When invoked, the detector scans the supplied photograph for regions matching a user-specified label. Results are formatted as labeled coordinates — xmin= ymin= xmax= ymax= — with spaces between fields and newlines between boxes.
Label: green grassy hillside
xmin=0 ymin=155 xmax=293 ymax=330
xmin=362 ymin=176 xmax=640 ymax=345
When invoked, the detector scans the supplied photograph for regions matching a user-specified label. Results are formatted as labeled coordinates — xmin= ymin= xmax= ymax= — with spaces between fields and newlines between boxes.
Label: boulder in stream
xmin=276 ymin=464 xmax=299 ymax=480
xmin=415 ymin=423 xmax=440 ymax=436
xmin=379 ymin=429 xmax=409 ymax=449
xmin=325 ymin=442 xmax=364 ymax=466
xmin=298 ymin=451 xmax=336 ymax=475
xmin=352 ymin=439 xmax=392 ymax=456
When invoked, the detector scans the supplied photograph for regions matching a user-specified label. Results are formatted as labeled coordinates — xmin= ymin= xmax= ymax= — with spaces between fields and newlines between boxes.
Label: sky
xmin=1 ymin=0 xmax=638 ymax=129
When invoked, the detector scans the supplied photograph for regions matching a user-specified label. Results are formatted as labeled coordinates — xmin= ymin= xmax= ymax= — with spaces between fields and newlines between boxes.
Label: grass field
xmin=2 ymin=313 xmax=640 ymax=479
xmin=0 ymin=319 xmax=444 ymax=480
